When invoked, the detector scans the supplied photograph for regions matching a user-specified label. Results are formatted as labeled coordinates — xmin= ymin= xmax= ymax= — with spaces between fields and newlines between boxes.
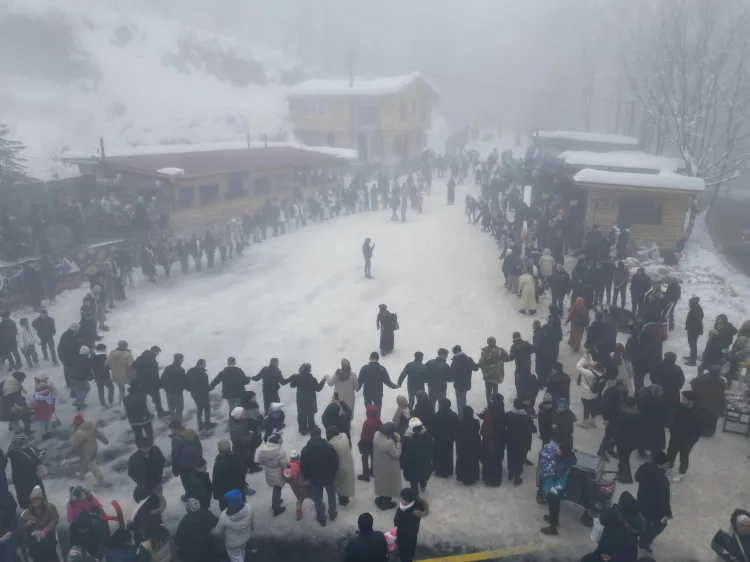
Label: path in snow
xmin=7 ymin=179 xmax=740 ymax=560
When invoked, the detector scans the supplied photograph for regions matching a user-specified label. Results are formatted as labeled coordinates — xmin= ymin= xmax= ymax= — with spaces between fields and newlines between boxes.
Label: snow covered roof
xmin=286 ymin=72 xmax=440 ymax=98
xmin=536 ymin=130 xmax=639 ymax=147
xmin=62 ymin=141 xmax=357 ymax=178
xmin=574 ymin=168 xmax=705 ymax=193
xmin=559 ymin=151 xmax=685 ymax=173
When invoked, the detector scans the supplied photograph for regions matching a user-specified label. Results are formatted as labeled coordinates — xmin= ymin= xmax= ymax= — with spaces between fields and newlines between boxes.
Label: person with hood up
xmin=7 ymin=434 xmax=45 ymax=509
xmin=342 ymin=512 xmax=387 ymax=562
xmin=288 ymin=363 xmax=328 ymax=435
xmin=31 ymin=377 xmax=56 ymax=439
xmin=480 ymin=394 xmax=506 ymax=487
xmin=133 ymin=346 xmax=166 ymax=419
xmin=258 ymin=431 xmax=288 ymax=516
xmin=214 ymin=490 xmax=253 ymax=562
xmin=391 ymin=395 xmax=411 ymax=438
xmin=455 ymin=405 xmax=481 ymax=485
xmin=209 ymin=357 xmax=250 ymax=414
xmin=373 ymin=423 xmax=402 ymax=510
xmin=690 ymin=365 xmax=726 ymax=437
xmin=635 ymin=451 xmax=672 ymax=553
xmin=376 ymin=305 xmax=397 ymax=356
xmin=213 ymin=440 xmax=251 ymax=511
xmin=393 ymin=487 xmax=429 ymax=562
xmin=128 ymin=437 xmax=165 ymax=503
xmin=283 ymin=449 xmax=311 ymax=521
xmin=175 ymin=498 xmax=218 ymax=562
xmin=565 ymin=297 xmax=589 ymax=353
xmin=326 ymin=358 xmax=358 ymax=415
xmin=358 ymin=404 xmax=382 ymax=482
xmin=651 ymin=352 xmax=685 ymax=417
xmin=580 ymin=491 xmax=645 ymax=562
xmin=449 ymin=345 xmax=479 ymax=416
xmin=20 ymin=485 xmax=59 ymax=562
xmin=712 ymin=509 xmax=750 ymax=562
xmin=518 ymin=267 xmax=537 ymax=315
xmin=185 ymin=359 xmax=215 ymax=432
xmin=69 ymin=414 xmax=108 ymax=486
xmin=397 ymin=352 xmax=427 ymax=410
xmin=358 ymin=352 xmax=398 ymax=414
xmin=636 ymin=384 xmax=668 ymax=459
xmin=505 ymin=398 xmax=535 ymax=486
xmin=401 ymin=417 xmax=433 ymax=492
xmin=613 ymin=396 xmax=641 ymax=483
xmin=251 ymin=358 xmax=289 ymax=414
xmin=321 ymin=394 xmax=353 ymax=445
xmin=546 ymin=361 xmax=570 ymax=404
xmin=532 ymin=320 xmax=558 ymax=387
xmin=105 ymin=340 xmax=134 ymax=406
xmin=327 ymin=425 xmax=355 ymax=507
xmin=363 ymin=238 xmax=375 ymax=279
xmin=431 ymin=399 xmax=459 ymax=477
xmin=123 ymin=380 xmax=154 ymax=444
xmin=160 ymin=353 xmax=186 ymax=423
xmin=666 ymin=390 xmax=702 ymax=482
xmin=478 ymin=337 xmax=511 ymax=407
xmin=300 ymin=426 xmax=339 ymax=526
xmin=57 ymin=323 xmax=81 ymax=388
xmin=411 ymin=390 xmax=434 ymax=433
xmin=551 ymin=397 xmax=576 ymax=445
xmin=681 ymin=296 xmax=705 ymax=368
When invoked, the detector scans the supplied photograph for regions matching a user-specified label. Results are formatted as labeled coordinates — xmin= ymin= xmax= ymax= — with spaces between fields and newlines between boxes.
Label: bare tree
xmin=621 ymin=0 xmax=750 ymax=236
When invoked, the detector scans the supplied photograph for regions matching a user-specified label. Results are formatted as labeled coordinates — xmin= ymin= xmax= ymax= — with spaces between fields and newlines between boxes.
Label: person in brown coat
xmin=68 ymin=413 xmax=109 ymax=486
xmin=105 ymin=339 xmax=135 ymax=406
xmin=21 ymin=485 xmax=60 ymax=561
xmin=566 ymin=297 xmax=589 ymax=352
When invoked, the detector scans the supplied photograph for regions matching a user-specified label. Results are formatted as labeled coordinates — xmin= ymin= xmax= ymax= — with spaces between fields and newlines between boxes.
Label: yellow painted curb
xmin=419 ymin=543 xmax=544 ymax=562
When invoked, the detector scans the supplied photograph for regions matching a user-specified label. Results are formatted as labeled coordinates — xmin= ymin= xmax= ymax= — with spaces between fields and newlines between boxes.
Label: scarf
xmin=34 ymin=390 xmax=54 ymax=404
xmin=398 ymin=501 xmax=415 ymax=511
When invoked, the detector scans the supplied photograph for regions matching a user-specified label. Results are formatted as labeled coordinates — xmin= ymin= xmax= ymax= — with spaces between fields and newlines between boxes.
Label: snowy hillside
xmin=0 ymin=0 xmax=304 ymax=179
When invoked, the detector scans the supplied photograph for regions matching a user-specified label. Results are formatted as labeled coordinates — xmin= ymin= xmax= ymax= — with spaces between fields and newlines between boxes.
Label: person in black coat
xmin=377 ymin=305 xmax=396 ymax=356
xmin=185 ymin=359 xmax=215 ymax=431
xmin=6 ymin=436 xmax=44 ymax=509
xmin=342 ymin=512 xmax=387 ymax=562
xmin=666 ymin=391 xmax=702 ymax=481
xmin=393 ymin=488 xmax=429 ymax=562
xmin=358 ymin=352 xmax=398 ymax=413
xmin=663 ymin=279 xmax=681 ymax=331
xmin=430 ymin=398 xmax=459 ymax=477
xmin=455 ymin=405 xmax=481 ymax=485
xmin=174 ymin=498 xmax=219 ymax=562
xmin=123 ymin=381 xmax=154 ymax=444
xmin=479 ymin=394 xmax=506 ymax=487
xmin=532 ymin=321 xmax=558 ymax=386
xmin=636 ymin=385 xmax=668 ymax=458
xmin=212 ymin=439 xmax=248 ymax=510
xmin=545 ymin=362 xmax=570 ymax=404
xmin=650 ymin=352 xmax=685 ymax=417
xmin=161 ymin=353 xmax=186 ymax=423
xmin=505 ymin=398 xmax=535 ymax=485
xmin=548 ymin=265 xmax=570 ymax=311
xmin=537 ymin=393 xmax=555 ymax=444
xmin=714 ymin=314 xmax=738 ymax=349
xmin=90 ymin=343 xmax=114 ymax=407
xmin=424 ymin=349 xmax=452 ymax=410
xmin=516 ymin=370 xmax=541 ymax=412
xmin=133 ymin=346 xmax=166 ymax=418
xmin=397 ymin=352 xmax=427 ymax=409
xmin=635 ymin=451 xmax=672 ymax=553
xmin=582 ymin=491 xmax=645 ymax=562
xmin=683 ymin=296 xmax=704 ymax=366
xmin=411 ymin=390 xmax=434 ymax=433
xmin=597 ymin=380 xmax=627 ymax=460
xmin=288 ymin=363 xmax=327 ymax=435
xmin=449 ymin=346 xmax=478 ymax=415
xmin=508 ymin=332 xmax=534 ymax=377
xmin=551 ymin=398 xmax=576 ymax=445
xmin=0 ymin=312 xmax=21 ymax=371
xmin=401 ymin=418 xmax=433 ymax=491
xmin=127 ymin=439 xmax=165 ymax=502
xmin=251 ymin=358 xmax=289 ymax=413
xmin=32 ymin=309 xmax=58 ymax=365
xmin=300 ymin=426 xmax=339 ymax=526
xmin=184 ymin=459 xmax=212 ymax=510
xmin=57 ymin=323 xmax=80 ymax=387
xmin=614 ymin=397 xmax=641 ymax=483
xmin=698 ymin=329 xmax=725 ymax=376
xmin=630 ymin=267 xmax=651 ymax=317
xmin=321 ymin=396 xmax=352 ymax=444
xmin=209 ymin=357 xmax=250 ymax=412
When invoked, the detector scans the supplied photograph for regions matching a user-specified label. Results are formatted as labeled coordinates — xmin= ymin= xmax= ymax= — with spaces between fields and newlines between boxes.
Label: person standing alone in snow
xmin=377 ymin=305 xmax=397 ymax=356
xmin=363 ymin=238 xmax=375 ymax=279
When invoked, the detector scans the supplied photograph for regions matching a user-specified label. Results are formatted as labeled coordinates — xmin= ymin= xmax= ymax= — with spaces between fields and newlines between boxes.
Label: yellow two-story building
xmin=286 ymin=72 xmax=440 ymax=170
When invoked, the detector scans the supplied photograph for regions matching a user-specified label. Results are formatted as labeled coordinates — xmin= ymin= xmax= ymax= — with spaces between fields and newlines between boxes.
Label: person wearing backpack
xmin=170 ymin=421 xmax=203 ymax=500
xmin=576 ymin=354 xmax=604 ymax=429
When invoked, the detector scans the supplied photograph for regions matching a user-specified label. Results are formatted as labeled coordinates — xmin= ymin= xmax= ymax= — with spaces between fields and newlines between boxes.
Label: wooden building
xmin=574 ymin=168 xmax=705 ymax=247
xmin=62 ymin=142 xmax=355 ymax=232
xmin=286 ymin=72 xmax=440 ymax=169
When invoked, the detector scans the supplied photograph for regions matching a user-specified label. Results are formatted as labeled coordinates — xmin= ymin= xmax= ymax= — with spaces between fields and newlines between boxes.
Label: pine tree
xmin=0 ymin=123 xmax=34 ymax=185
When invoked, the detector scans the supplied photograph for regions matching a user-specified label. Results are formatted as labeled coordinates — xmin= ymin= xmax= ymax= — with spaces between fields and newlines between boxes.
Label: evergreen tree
xmin=0 ymin=123 xmax=34 ymax=185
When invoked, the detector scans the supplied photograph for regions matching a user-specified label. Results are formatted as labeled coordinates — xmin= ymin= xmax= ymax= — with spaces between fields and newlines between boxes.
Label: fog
xmin=108 ymin=0 xmax=629 ymax=132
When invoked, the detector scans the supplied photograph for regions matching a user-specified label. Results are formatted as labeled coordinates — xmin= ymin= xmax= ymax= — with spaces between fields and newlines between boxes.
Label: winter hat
xmin=380 ymin=422 xmax=396 ymax=438
xmin=34 ymin=374 xmax=49 ymax=384
xmin=224 ymin=489 xmax=244 ymax=510
xmin=117 ymin=340 xmax=128 ymax=349
xmin=487 ymin=336 xmax=496 ymax=346
xmin=341 ymin=358 xmax=351 ymax=369
xmin=618 ymin=491 xmax=639 ymax=517
xmin=415 ymin=390 xmax=428 ymax=402
xmin=73 ymin=413 xmax=85 ymax=427
xmin=95 ymin=344 xmax=107 ymax=352
xmin=79 ymin=346 xmax=90 ymax=355
xmin=542 ymin=393 xmax=553 ymax=402
xmin=408 ymin=417 xmax=423 ymax=430
xmin=289 ymin=450 xmax=299 ymax=460
xmin=357 ymin=512 xmax=374 ymax=532
xmin=513 ymin=398 xmax=525 ymax=410
xmin=299 ymin=363 xmax=312 ymax=373
xmin=652 ymin=450 xmax=669 ymax=466
xmin=268 ymin=430 xmax=283 ymax=445
xmin=70 ymin=323 xmax=80 ymax=332
xmin=29 ymin=486 xmax=45 ymax=502
xmin=269 ymin=402 xmax=284 ymax=412
xmin=557 ymin=398 xmax=568 ymax=408
xmin=12 ymin=371 xmax=25 ymax=382
xmin=682 ymin=390 xmax=697 ymax=403
xmin=230 ymin=407 xmax=245 ymax=420
xmin=186 ymin=498 xmax=201 ymax=513
xmin=400 ymin=487 xmax=418 ymax=503
xmin=396 ymin=395 xmax=408 ymax=409
xmin=69 ymin=486 xmax=88 ymax=501
xmin=217 ymin=439 xmax=232 ymax=454
xmin=512 ymin=332 xmax=521 ymax=341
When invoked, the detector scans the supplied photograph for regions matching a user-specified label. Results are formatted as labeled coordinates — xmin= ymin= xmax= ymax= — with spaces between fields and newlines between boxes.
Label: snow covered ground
xmin=2 ymin=179 xmax=745 ymax=560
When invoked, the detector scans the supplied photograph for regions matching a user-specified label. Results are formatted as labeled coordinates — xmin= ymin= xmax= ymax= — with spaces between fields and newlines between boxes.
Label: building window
xmin=254 ymin=177 xmax=271 ymax=196
xmin=326 ymin=133 xmax=336 ymax=147
xmin=199 ymin=184 xmax=219 ymax=205
xmin=400 ymin=96 xmax=407 ymax=121
xmin=371 ymin=132 xmax=384 ymax=157
xmin=177 ymin=186 xmax=194 ymax=209
xmin=357 ymin=104 xmax=380 ymax=126
xmin=225 ymin=177 xmax=247 ymax=200
xmin=411 ymin=99 xmax=416 ymax=115
xmin=617 ymin=196 xmax=663 ymax=226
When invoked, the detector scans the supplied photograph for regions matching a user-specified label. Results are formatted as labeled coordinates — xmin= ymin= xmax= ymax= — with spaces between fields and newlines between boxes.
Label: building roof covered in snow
xmin=559 ymin=150 xmax=686 ymax=174
xmin=574 ymin=168 xmax=705 ymax=193
xmin=286 ymin=72 xmax=440 ymax=98
xmin=61 ymin=142 xmax=357 ymax=178
xmin=536 ymin=130 xmax=639 ymax=147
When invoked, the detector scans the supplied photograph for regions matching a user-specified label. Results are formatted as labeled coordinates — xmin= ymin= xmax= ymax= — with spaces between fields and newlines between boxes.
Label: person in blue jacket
xmin=540 ymin=440 xmax=577 ymax=536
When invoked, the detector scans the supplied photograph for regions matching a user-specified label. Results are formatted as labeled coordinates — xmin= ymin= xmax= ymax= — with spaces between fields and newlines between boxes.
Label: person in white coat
xmin=606 ymin=344 xmax=635 ymax=396
xmin=214 ymin=489 xmax=254 ymax=562
xmin=17 ymin=318 xmax=40 ymax=369
xmin=326 ymin=359 xmax=358 ymax=416
xmin=539 ymin=249 xmax=556 ymax=287
xmin=257 ymin=431 xmax=288 ymax=516
xmin=518 ymin=269 xmax=537 ymax=315
xmin=576 ymin=353 xmax=602 ymax=429
xmin=327 ymin=426 xmax=355 ymax=506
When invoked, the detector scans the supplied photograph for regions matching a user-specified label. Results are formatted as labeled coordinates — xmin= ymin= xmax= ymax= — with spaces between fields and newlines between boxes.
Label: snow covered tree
xmin=0 ymin=123 xmax=34 ymax=185
xmin=620 ymin=0 xmax=750 ymax=236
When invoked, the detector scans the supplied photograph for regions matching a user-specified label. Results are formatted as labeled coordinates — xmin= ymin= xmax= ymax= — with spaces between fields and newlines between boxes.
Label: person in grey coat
xmin=257 ymin=431 xmax=288 ymax=516
xmin=372 ymin=422 xmax=402 ymax=510
xmin=327 ymin=426 xmax=355 ymax=506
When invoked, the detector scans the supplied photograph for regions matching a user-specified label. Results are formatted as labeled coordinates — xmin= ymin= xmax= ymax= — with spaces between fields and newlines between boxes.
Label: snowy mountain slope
xmin=0 ymin=0 xmax=303 ymax=179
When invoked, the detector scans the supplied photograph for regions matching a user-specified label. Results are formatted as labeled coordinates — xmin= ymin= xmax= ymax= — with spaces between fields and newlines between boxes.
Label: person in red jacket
xmin=357 ymin=404 xmax=382 ymax=482
xmin=31 ymin=381 xmax=56 ymax=439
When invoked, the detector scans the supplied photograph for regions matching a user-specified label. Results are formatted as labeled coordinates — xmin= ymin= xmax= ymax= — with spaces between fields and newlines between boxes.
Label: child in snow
xmin=392 ymin=396 xmax=411 ymax=437
xmin=90 ymin=343 xmax=114 ymax=408
xmin=264 ymin=402 xmax=285 ymax=442
xmin=283 ymin=450 xmax=310 ymax=521
xmin=384 ymin=527 xmax=399 ymax=562
xmin=258 ymin=431 xmax=288 ymax=516
xmin=214 ymin=489 xmax=253 ymax=562
xmin=31 ymin=382 xmax=56 ymax=438
xmin=357 ymin=404 xmax=382 ymax=482
xmin=393 ymin=488 xmax=429 ymax=562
